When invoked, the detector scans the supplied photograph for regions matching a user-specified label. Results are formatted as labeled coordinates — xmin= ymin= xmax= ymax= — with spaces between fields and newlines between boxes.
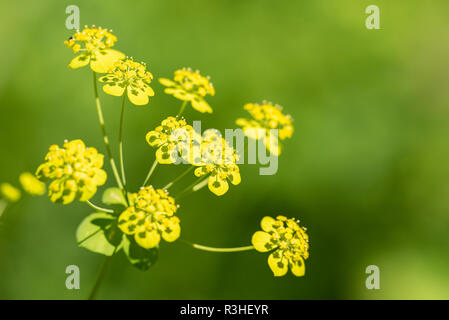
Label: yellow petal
xmin=159 ymin=78 xmax=176 ymax=87
xmin=62 ymin=190 xmax=76 ymax=205
xmin=68 ymin=54 xmax=90 ymax=69
xmin=146 ymin=131 xmax=161 ymax=147
xmin=127 ymin=86 xmax=149 ymax=106
xmin=268 ymin=251 xmax=288 ymax=277
xmin=194 ymin=167 xmax=207 ymax=177
xmin=191 ymin=97 xmax=213 ymax=113
xmin=244 ymin=127 xmax=265 ymax=140
xmin=263 ymin=132 xmax=282 ymax=156
xmin=290 ymin=257 xmax=305 ymax=277
xmin=92 ymin=169 xmax=107 ymax=186
xmin=143 ymin=84 xmax=155 ymax=96
xmin=261 ymin=216 xmax=276 ymax=232
xmin=0 ymin=183 xmax=21 ymax=202
xmin=90 ymin=49 xmax=125 ymax=73
xmin=162 ymin=221 xmax=181 ymax=242
xmin=156 ymin=144 xmax=177 ymax=164
xmin=118 ymin=210 xmax=138 ymax=235
xmin=135 ymin=229 xmax=160 ymax=249
xmin=103 ymin=82 xmax=126 ymax=96
xmin=228 ymin=171 xmax=241 ymax=185
xmin=208 ymin=176 xmax=229 ymax=196
xmin=251 ymin=231 xmax=272 ymax=252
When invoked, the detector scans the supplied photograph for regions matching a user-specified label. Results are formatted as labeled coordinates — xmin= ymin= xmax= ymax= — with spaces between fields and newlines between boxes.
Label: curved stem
xmin=183 ymin=240 xmax=254 ymax=253
xmin=163 ymin=166 xmax=194 ymax=190
xmin=92 ymin=71 xmax=124 ymax=190
xmin=142 ymin=159 xmax=158 ymax=187
xmin=86 ymin=200 xmax=114 ymax=214
xmin=119 ymin=94 xmax=127 ymax=187
xmin=177 ymin=101 xmax=188 ymax=118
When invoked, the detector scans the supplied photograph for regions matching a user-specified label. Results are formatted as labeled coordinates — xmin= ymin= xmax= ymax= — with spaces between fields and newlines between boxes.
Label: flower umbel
xmin=118 ymin=186 xmax=180 ymax=249
xmin=236 ymin=102 xmax=293 ymax=156
xmin=194 ymin=131 xmax=241 ymax=196
xmin=65 ymin=26 xmax=125 ymax=73
xmin=19 ymin=172 xmax=46 ymax=196
xmin=36 ymin=139 xmax=107 ymax=204
xmin=252 ymin=215 xmax=309 ymax=277
xmin=146 ymin=116 xmax=199 ymax=164
xmin=159 ymin=68 xmax=215 ymax=113
xmin=99 ymin=58 xmax=155 ymax=106
xmin=0 ymin=183 xmax=21 ymax=202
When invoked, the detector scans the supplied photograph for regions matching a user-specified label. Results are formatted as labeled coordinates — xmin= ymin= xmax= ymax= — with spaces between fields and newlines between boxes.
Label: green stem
xmin=119 ymin=94 xmax=127 ymax=187
xmin=92 ymin=71 xmax=124 ymax=190
xmin=86 ymin=200 xmax=114 ymax=214
xmin=174 ymin=176 xmax=207 ymax=199
xmin=87 ymin=254 xmax=113 ymax=300
xmin=163 ymin=166 xmax=194 ymax=190
xmin=0 ymin=199 xmax=8 ymax=218
xmin=177 ymin=101 xmax=188 ymax=118
xmin=142 ymin=159 xmax=158 ymax=187
xmin=184 ymin=240 xmax=254 ymax=253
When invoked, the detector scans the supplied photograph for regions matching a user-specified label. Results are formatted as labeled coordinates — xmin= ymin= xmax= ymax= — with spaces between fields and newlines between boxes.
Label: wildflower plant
xmin=14 ymin=24 xmax=306 ymax=299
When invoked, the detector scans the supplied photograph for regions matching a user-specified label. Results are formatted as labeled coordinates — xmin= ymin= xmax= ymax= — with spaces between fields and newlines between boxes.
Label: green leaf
xmin=122 ymin=235 xmax=158 ymax=271
xmin=102 ymin=187 xmax=128 ymax=207
xmin=76 ymin=212 xmax=123 ymax=256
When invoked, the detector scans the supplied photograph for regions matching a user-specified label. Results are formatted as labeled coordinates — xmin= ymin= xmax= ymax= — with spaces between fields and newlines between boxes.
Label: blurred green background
xmin=1 ymin=0 xmax=449 ymax=299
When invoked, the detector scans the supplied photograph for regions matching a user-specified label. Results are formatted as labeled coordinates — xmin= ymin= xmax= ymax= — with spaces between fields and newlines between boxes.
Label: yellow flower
xmin=194 ymin=131 xmax=241 ymax=196
xmin=159 ymin=68 xmax=215 ymax=113
xmin=65 ymin=26 xmax=125 ymax=73
xmin=99 ymin=58 xmax=155 ymax=106
xmin=252 ymin=215 xmax=309 ymax=277
xmin=118 ymin=186 xmax=180 ymax=249
xmin=236 ymin=102 xmax=293 ymax=156
xmin=0 ymin=183 xmax=21 ymax=202
xmin=36 ymin=139 xmax=107 ymax=205
xmin=146 ymin=116 xmax=200 ymax=164
xmin=19 ymin=172 xmax=46 ymax=196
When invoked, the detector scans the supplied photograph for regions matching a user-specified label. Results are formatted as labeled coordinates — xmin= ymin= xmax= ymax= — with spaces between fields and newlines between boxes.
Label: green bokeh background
xmin=1 ymin=0 xmax=449 ymax=299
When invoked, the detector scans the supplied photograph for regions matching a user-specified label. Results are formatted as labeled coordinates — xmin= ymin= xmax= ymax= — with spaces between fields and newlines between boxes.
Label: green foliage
xmin=102 ymin=187 xmax=128 ymax=208
xmin=122 ymin=235 xmax=159 ymax=271
xmin=76 ymin=212 xmax=123 ymax=256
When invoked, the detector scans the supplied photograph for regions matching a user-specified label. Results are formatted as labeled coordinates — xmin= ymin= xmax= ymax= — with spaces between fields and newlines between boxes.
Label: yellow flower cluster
xmin=252 ymin=216 xmax=309 ymax=277
xmin=194 ymin=131 xmax=241 ymax=196
xmin=160 ymin=68 xmax=215 ymax=113
xmin=118 ymin=186 xmax=180 ymax=249
xmin=236 ymin=102 xmax=293 ymax=156
xmin=36 ymin=140 xmax=107 ymax=204
xmin=19 ymin=172 xmax=46 ymax=196
xmin=146 ymin=116 xmax=199 ymax=164
xmin=99 ymin=58 xmax=155 ymax=106
xmin=0 ymin=183 xmax=21 ymax=203
xmin=65 ymin=26 xmax=125 ymax=73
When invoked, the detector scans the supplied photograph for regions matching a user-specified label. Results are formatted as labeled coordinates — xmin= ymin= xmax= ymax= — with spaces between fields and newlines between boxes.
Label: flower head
xmin=0 ymin=183 xmax=21 ymax=202
xmin=19 ymin=172 xmax=46 ymax=196
xmin=236 ymin=102 xmax=293 ymax=156
xmin=99 ymin=58 xmax=155 ymax=106
xmin=252 ymin=215 xmax=309 ymax=277
xmin=194 ymin=131 xmax=241 ymax=196
xmin=65 ymin=26 xmax=125 ymax=73
xmin=118 ymin=186 xmax=180 ymax=249
xmin=146 ymin=116 xmax=200 ymax=164
xmin=159 ymin=68 xmax=215 ymax=113
xmin=36 ymin=139 xmax=107 ymax=204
